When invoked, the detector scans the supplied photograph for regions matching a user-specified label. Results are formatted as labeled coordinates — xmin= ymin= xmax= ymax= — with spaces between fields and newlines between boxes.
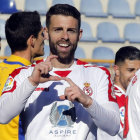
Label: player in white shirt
xmin=0 ymin=4 xmax=120 ymax=140
xmin=97 ymin=46 xmax=140 ymax=140
xmin=124 ymin=69 xmax=140 ymax=140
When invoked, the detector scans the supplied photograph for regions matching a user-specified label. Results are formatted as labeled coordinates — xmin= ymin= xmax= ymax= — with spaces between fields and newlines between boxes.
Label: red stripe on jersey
xmin=123 ymin=96 xmax=129 ymax=138
xmin=36 ymin=59 xmax=44 ymax=64
xmin=54 ymin=71 xmax=72 ymax=77
xmin=2 ymin=81 xmax=17 ymax=95
xmin=99 ymin=67 xmax=116 ymax=103
xmin=76 ymin=59 xmax=88 ymax=65
xmin=10 ymin=67 xmax=29 ymax=78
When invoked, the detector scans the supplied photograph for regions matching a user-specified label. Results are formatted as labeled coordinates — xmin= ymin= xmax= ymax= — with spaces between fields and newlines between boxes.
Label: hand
xmin=28 ymin=55 xmax=61 ymax=86
xmin=59 ymin=77 xmax=93 ymax=108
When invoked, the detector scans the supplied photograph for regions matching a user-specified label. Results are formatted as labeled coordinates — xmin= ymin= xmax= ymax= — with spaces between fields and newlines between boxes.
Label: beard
xmin=49 ymin=37 xmax=77 ymax=64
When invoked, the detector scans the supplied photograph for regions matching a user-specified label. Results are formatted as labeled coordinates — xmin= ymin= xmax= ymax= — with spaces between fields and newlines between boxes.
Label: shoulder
xmin=76 ymin=59 xmax=110 ymax=74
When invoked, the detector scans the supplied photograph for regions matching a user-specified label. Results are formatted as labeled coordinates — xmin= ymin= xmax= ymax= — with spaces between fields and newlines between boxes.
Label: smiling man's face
xmin=47 ymin=15 xmax=82 ymax=64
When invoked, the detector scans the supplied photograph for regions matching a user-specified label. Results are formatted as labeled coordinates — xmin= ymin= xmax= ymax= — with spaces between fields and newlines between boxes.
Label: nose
xmin=61 ymin=31 xmax=69 ymax=40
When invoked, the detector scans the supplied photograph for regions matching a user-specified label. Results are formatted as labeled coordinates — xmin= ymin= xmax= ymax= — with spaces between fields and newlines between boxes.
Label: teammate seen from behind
xmin=0 ymin=4 xmax=120 ymax=140
xmin=0 ymin=11 xmax=45 ymax=140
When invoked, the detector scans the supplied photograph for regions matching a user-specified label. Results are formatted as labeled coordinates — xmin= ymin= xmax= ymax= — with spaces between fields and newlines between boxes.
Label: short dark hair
xmin=46 ymin=4 xmax=81 ymax=30
xmin=5 ymin=11 xmax=41 ymax=54
xmin=115 ymin=46 xmax=140 ymax=65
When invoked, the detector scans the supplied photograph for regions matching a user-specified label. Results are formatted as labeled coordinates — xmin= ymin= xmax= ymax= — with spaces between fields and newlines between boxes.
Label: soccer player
xmin=0 ymin=4 xmax=120 ymax=140
xmin=0 ymin=11 xmax=45 ymax=140
xmin=123 ymin=69 xmax=140 ymax=140
xmin=102 ymin=46 xmax=140 ymax=140
xmin=123 ymin=54 xmax=140 ymax=139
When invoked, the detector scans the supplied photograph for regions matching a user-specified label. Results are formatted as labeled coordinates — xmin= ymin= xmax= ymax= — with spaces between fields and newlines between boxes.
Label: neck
xmin=114 ymin=75 xmax=126 ymax=92
xmin=13 ymin=50 xmax=34 ymax=63
xmin=51 ymin=57 xmax=74 ymax=69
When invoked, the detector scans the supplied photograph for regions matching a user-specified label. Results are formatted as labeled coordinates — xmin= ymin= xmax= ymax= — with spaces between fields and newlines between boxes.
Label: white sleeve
xmin=0 ymin=78 xmax=37 ymax=124
xmin=85 ymin=67 xmax=120 ymax=136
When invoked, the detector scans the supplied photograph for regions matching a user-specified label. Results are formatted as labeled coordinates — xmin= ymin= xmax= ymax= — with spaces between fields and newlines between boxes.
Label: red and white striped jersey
xmin=0 ymin=59 xmax=120 ymax=140
xmin=124 ymin=70 xmax=140 ymax=140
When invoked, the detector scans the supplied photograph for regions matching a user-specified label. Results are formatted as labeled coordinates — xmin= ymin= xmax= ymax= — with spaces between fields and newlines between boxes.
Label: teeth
xmin=59 ymin=44 xmax=69 ymax=47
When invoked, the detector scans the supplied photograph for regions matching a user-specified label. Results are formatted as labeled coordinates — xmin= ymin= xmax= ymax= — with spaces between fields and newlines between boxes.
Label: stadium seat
xmin=92 ymin=46 xmax=115 ymax=67
xmin=52 ymin=0 xmax=74 ymax=6
xmin=75 ymin=47 xmax=86 ymax=59
xmin=80 ymin=21 xmax=97 ymax=42
xmin=43 ymin=45 xmax=50 ymax=57
xmin=24 ymin=0 xmax=47 ymax=15
xmin=108 ymin=0 xmax=135 ymax=18
xmin=124 ymin=23 xmax=140 ymax=43
xmin=0 ymin=0 xmax=20 ymax=14
xmin=4 ymin=46 xmax=11 ymax=56
xmin=0 ymin=19 xmax=6 ymax=39
xmin=97 ymin=22 xmax=125 ymax=43
xmin=135 ymin=0 xmax=140 ymax=16
xmin=80 ymin=0 xmax=108 ymax=17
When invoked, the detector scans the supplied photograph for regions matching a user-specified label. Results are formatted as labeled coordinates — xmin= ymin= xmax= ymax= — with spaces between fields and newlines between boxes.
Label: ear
xmin=44 ymin=27 xmax=49 ymax=40
xmin=78 ymin=29 xmax=83 ymax=41
xmin=27 ymin=35 xmax=35 ymax=48
xmin=114 ymin=65 xmax=120 ymax=77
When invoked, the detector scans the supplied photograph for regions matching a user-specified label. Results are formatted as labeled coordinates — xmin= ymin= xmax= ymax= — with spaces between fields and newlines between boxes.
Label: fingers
xmin=61 ymin=77 xmax=75 ymax=86
xmin=49 ymin=76 xmax=62 ymax=81
xmin=45 ymin=55 xmax=58 ymax=62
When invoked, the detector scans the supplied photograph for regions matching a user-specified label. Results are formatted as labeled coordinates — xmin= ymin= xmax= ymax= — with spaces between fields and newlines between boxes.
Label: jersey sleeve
xmin=0 ymin=66 xmax=37 ymax=124
xmin=85 ymin=67 xmax=120 ymax=136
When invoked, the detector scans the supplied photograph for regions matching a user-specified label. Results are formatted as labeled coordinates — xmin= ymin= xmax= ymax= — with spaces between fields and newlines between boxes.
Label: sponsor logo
xmin=49 ymin=129 xmax=76 ymax=137
xmin=83 ymin=82 xmax=93 ymax=96
xmin=2 ymin=76 xmax=14 ymax=92
xmin=35 ymin=87 xmax=49 ymax=92
xmin=120 ymin=106 xmax=125 ymax=124
xmin=132 ymin=75 xmax=137 ymax=86
xmin=50 ymin=102 xmax=76 ymax=128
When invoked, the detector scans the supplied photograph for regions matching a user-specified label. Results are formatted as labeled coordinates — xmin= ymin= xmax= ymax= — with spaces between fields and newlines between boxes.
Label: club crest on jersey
xmin=120 ymin=106 xmax=125 ymax=124
xmin=132 ymin=75 xmax=137 ymax=86
xmin=83 ymin=82 xmax=93 ymax=96
xmin=2 ymin=76 xmax=14 ymax=92
xmin=50 ymin=102 xmax=76 ymax=127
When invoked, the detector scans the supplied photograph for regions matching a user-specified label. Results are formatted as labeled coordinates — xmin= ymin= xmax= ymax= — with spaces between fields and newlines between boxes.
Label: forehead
xmin=121 ymin=59 xmax=140 ymax=68
xmin=49 ymin=15 xmax=78 ymax=29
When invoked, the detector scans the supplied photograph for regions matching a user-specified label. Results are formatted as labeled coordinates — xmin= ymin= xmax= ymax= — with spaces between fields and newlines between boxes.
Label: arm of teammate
xmin=59 ymin=70 xmax=120 ymax=136
xmin=0 ymin=55 xmax=61 ymax=124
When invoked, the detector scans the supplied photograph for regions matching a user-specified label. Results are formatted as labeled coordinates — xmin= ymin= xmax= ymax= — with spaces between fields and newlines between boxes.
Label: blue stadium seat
xmin=108 ymin=0 xmax=135 ymax=18
xmin=52 ymin=0 xmax=74 ymax=6
xmin=97 ymin=22 xmax=125 ymax=43
xmin=135 ymin=0 xmax=140 ymax=16
xmin=0 ymin=19 xmax=6 ymax=39
xmin=4 ymin=46 xmax=11 ymax=56
xmin=92 ymin=46 xmax=115 ymax=67
xmin=0 ymin=0 xmax=20 ymax=14
xmin=80 ymin=0 xmax=108 ymax=17
xmin=43 ymin=45 xmax=50 ymax=57
xmin=80 ymin=22 xmax=97 ymax=42
xmin=124 ymin=23 xmax=140 ymax=43
xmin=75 ymin=47 xmax=86 ymax=59
xmin=24 ymin=0 xmax=47 ymax=15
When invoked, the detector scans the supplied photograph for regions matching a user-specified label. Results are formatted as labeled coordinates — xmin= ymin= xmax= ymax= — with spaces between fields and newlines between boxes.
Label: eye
xmin=68 ymin=29 xmax=76 ymax=34
xmin=54 ymin=28 xmax=62 ymax=32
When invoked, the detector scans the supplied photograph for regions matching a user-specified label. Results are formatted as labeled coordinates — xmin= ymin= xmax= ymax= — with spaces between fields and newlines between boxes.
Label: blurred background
xmin=0 ymin=0 xmax=140 ymax=76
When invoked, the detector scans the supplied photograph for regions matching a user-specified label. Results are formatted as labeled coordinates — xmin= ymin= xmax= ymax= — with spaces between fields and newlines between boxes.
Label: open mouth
xmin=57 ymin=43 xmax=71 ymax=52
